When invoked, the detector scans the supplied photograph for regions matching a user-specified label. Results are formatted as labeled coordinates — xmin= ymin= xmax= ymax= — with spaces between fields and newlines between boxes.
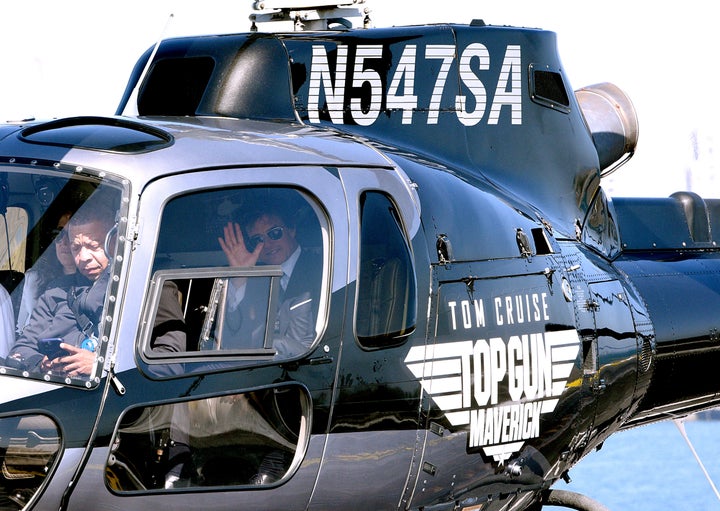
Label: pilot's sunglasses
xmin=249 ymin=226 xmax=284 ymax=247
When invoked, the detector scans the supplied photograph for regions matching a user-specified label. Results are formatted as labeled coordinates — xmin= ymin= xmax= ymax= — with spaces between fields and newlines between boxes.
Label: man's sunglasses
xmin=248 ymin=226 xmax=284 ymax=250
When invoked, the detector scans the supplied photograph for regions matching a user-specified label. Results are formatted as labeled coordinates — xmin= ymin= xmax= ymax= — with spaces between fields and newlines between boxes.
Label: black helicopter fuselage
xmin=0 ymin=21 xmax=717 ymax=511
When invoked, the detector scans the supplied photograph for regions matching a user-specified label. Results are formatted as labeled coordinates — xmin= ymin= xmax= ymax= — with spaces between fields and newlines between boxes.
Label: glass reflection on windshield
xmin=0 ymin=169 xmax=125 ymax=388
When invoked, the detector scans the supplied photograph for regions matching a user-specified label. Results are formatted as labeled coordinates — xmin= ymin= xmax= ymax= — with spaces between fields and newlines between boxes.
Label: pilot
xmin=218 ymin=203 xmax=320 ymax=355
xmin=6 ymin=201 xmax=116 ymax=376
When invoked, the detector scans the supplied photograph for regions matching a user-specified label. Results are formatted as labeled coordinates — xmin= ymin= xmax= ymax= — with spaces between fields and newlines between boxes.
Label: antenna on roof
xmin=251 ymin=0 xmax=370 ymax=31
xmin=118 ymin=13 xmax=175 ymax=116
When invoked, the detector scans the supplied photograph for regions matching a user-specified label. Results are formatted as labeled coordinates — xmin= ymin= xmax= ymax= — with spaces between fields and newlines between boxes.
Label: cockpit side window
xmin=355 ymin=191 xmax=416 ymax=348
xmin=141 ymin=186 xmax=327 ymax=375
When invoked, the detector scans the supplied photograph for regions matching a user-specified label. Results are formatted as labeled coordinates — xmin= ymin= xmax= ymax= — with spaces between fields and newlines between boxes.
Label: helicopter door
xmin=69 ymin=166 xmax=348 ymax=510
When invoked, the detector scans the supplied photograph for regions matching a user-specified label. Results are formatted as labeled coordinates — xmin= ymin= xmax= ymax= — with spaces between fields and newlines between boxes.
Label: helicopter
xmin=0 ymin=2 xmax=718 ymax=510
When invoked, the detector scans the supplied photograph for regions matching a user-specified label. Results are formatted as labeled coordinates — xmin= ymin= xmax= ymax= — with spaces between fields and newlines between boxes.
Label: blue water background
xmin=561 ymin=419 xmax=720 ymax=511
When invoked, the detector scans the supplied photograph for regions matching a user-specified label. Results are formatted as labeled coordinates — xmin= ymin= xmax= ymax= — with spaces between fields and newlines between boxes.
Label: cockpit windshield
xmin=0 ymin=166 xmax=126 ymax=389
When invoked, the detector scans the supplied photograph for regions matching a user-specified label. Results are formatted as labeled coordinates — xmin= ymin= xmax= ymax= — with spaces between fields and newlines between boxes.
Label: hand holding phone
xmin=38 ymin=338 xmax=67 ymax=360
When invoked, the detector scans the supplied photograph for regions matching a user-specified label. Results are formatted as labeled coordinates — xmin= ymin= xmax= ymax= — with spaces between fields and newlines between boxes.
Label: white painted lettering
xmin=515 ymin=295 xmax=525 ymax=323
xmin=473 ymin=338 xmax=491 ymax=406
xmin=488 ymin=45 xmax=522 ymax=125
xmin=504 ymin=295 xmax=514 ymax=325
xmin=351 ymin=45 xmax=383 ymax=126
xmin=507 ymin=334 xmax=523 ymax=401
xmin=406 ymin=328 xmax=581 ymax=459
xmin=386 ymin=45 xmax=418 ymax=124
xmin=456 ymin=43 xmax=489 ymax=126
xmin=522 ymin=334 xmax=538 ymax=400
xmin=534 ymin=332 xmax=552 ymax=399
xmin=448 ymin=300 xmax=458 ymax=330
xmin=507 ymin=403 xmax=520 ymax=442
xmin=494 ymin=296 xmax=503 ymax=326
xmin=461 ymin=300 xmax=472 ymax=329
xmin=447 ymin=299 xmax=486 ymax=330
xmin=308 ymin=44 xmax=348 ymax=124
xmin=425 ymin=45 xmax=456 ymax=124
xmin=468 ymin=402 xmax=545 ymax=448
xmin=489 ymin=337 xmax=506 ymax=405
xmin=470 ymin=408 xmax=485 ymax=447
xmin=473 ymin=299 xmax=485 ymax=328
xmin=469 ymin=330 xmax=564 ymax=408
xmin=306 ymin=42 xmax=524 ymax=128
xmin=491 ymin=292 xmax=551 ymax=327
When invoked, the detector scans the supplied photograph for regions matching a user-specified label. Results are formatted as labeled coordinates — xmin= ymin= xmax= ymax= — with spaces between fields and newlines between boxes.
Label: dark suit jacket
xmin=148 ymin=280 xmax=187 ymax=376
xmin=221 ymin=249 xmax=321 ymax=356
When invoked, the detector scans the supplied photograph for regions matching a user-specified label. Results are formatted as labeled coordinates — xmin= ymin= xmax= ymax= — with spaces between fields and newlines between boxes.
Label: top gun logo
xmin=306 ymin=43 xmax=522 ymax=127
xmin=404 ymin=295 xmax=580 ymax=464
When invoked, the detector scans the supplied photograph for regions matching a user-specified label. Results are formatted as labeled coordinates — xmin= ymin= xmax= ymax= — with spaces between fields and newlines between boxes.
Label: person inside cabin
xmin=7 ymin=198 xmax=187 ymax=378
xmin=217 ymin=201 xmax=321 ymax=355
xmin=163 ymin=197 xmax=323 ymax=489
xmin=6 ymin=201 xmax=116 ymax=375
xmin=16 ymin=210 xmax=78 ymax=335
xmin=1 ymin=209 xmax=78 ymax=361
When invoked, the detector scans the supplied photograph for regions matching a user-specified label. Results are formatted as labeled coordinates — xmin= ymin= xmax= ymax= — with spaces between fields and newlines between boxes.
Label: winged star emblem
xmin=404 ymin=329 xmax=581 ymax=463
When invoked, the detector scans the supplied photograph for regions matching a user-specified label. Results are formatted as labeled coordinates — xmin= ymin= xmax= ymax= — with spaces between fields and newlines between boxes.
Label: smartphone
xmin=38 ymin=338 xmax=67 ymax=360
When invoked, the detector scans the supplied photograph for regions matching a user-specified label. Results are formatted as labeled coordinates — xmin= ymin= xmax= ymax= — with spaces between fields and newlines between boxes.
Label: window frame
xmin=140 ymin=266 xmax=286 ymax=365
xmin=129 ymin=175 xmax=339 ymax=378
xmin=529 ymin=63 xmax=571 ymax=114
xmin=0 ymin=165 xmax=129 ymax=390
xmin=354 ymin=190 xmax=417 ymax=349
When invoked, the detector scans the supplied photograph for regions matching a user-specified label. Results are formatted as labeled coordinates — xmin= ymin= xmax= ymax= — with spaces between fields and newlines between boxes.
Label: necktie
xmin=281 ymin=272 xmax=289 ymax=292
xmin=279 ymin=272 xmax=288 ymax=302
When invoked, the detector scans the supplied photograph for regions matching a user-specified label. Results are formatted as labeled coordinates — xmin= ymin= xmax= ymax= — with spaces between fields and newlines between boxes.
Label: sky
xmin=0 ymin=0 xmax=718 ymax=198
